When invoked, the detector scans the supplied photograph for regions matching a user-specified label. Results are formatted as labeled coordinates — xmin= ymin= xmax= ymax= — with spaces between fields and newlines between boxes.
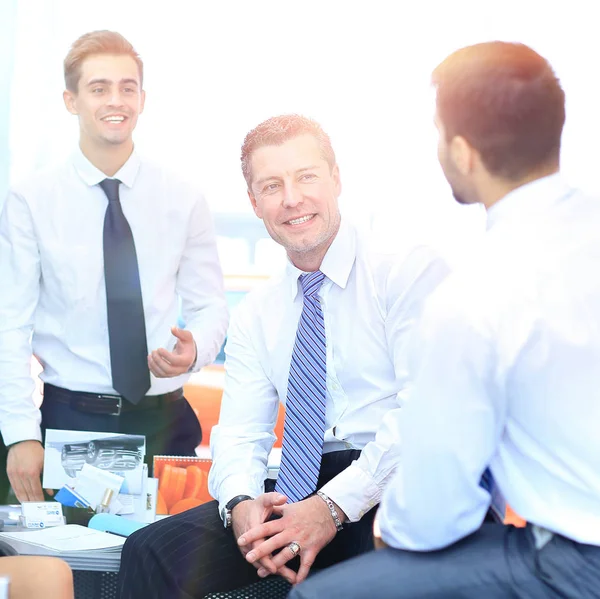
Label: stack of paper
xmin=0 ymin=524 xmax=125 ymax=572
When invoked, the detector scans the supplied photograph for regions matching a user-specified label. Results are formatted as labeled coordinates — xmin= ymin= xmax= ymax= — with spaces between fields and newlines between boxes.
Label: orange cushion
xmin=504 ymin=505 xmax=526 ymax=527
xmin=184 ymin=383 xmax=285 ymax=448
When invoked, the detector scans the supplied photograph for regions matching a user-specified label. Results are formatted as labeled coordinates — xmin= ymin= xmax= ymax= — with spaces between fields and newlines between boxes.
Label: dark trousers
xmin=289 ymin=522 xmax=600 ymax=599
xmin=117 ymin=450 xmax=376 ymax=599
xmin=0 ymin=387 xmax=202 ymax=500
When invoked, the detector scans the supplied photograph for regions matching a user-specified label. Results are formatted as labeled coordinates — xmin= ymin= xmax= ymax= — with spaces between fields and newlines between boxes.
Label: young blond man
xmin=0 ymin=31 xmax=228 ymax=502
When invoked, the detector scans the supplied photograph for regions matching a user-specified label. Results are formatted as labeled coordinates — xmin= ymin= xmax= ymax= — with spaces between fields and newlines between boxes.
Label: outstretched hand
xmin=148 ymin=326 xmax=196 ymax=378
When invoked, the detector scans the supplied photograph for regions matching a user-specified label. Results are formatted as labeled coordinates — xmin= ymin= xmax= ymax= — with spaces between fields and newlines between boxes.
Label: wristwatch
xmin=221 ymin=494 xmax=253 ymax=528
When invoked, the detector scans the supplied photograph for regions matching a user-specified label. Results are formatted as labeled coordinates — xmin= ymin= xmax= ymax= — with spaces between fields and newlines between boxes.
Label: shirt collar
xmin=71 ymin=145 xmax=141 ymax=189
xmin=287 ymin=217 xmax=356 ymax=300
xmin=486 ymin=173 xmax=572 ymax=231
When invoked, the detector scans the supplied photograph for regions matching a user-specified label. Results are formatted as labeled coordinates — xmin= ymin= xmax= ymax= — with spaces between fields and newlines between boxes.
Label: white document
xmin=121 ymin=476 xmax=158 ymax=523
xmin=116 ymin=464 xmax=155 ymax=519
xmin=74 ymin=464 xmax=124 ymax=511
xmin=43 ymin=429 xmax=146 ymax=494
xmin=113 ymin=464 xmax=147 ymax=516
xmin=0 ymin=525 xmax=125 ymax=554
xmin=112 ymin=493 xmax=135 ymax=515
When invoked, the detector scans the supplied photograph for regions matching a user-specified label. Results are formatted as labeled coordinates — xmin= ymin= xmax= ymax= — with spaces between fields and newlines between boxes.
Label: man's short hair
xmin=432 ymin=41 xmax=565 ymax=180
xmin=241 ymin=114 xmax=336 ymax=188
xmin=64 ymin=30 xmax=143 ymax=93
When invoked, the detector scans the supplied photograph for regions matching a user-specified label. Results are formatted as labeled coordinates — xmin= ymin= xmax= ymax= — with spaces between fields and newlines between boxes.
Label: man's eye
xmin=300 ymin=174 xmax=316 ymax=181
xmin=92 ymin=88 xmax=104 ymax=94
xmin=123 ymin=88 xmax=135 ymax=94
xmin=265 ymin=183 xmax=280 ymax=192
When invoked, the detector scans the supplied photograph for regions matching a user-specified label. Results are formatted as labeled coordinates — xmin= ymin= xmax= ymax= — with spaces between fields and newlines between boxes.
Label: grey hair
xmin=240 ymin=114 xmax=336 ymax=188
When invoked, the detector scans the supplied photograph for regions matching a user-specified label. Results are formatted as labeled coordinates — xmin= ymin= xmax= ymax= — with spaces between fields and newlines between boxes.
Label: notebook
xmin=152 ymin=455 xmax=213 ymax=515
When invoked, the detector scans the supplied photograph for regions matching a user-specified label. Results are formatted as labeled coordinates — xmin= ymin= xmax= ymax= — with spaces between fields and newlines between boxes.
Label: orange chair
xmin=504 ymin=505 xmax=526 ymax=527
xmin=184 ymin=383 xmax=285 ymax=448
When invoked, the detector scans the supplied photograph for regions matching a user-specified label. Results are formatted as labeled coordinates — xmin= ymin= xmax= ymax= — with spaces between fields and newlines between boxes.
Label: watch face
xmin=223 ymin=495 xmax=252 ymax=528
xmin=221 ymin=507 xmax=230 ymax=528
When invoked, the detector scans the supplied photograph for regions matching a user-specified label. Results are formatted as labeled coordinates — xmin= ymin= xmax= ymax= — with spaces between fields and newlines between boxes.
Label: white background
xmin=8 ymin=0 xmax=600 ymax=271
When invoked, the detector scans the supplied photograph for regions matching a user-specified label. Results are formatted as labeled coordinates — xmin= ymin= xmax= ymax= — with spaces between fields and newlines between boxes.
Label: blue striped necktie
xmin=276 ymin=270 xmax=327 ymax=503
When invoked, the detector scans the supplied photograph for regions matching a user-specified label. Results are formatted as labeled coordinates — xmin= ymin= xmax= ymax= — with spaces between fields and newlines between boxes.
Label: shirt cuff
xmin=320 ymin=462 xmax=381 ymax=523
xmin=1 ymin=420 xmax=42 ymax=447
xmin=187 ymin=331 xmax=215 ymax=373
xmin=216 ymin=474 xmax=265 ymax=517
xmin=187 ymin=341 xmax=199 ymax=373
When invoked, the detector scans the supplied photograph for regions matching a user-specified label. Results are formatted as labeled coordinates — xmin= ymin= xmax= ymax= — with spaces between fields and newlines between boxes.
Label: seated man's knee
xmin=121 ymin=526 xmax=150 ymax=560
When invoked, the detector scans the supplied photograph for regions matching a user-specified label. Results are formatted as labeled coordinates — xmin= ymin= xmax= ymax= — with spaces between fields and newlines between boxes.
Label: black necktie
xmin=99 ymin=178 xmax=150 ymax=404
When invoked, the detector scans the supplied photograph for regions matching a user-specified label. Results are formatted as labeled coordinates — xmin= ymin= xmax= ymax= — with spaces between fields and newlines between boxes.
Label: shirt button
xmin=332 ymin=382 xmax=340 ymax=391
xmin=344 ymin=442 xmax=352 ymax=449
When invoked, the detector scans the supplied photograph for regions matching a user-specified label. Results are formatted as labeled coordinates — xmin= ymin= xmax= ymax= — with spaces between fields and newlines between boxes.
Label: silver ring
xmin=288 ymin=541 xmax=301 ymax=556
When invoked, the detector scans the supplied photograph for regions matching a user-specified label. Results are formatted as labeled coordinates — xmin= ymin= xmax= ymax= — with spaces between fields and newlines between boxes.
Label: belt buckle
xmin=99 ymin=394 xmax=122 ymax=416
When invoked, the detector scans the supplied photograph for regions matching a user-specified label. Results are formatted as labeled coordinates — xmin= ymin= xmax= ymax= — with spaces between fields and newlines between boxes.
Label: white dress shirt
xmin=0 ymin=147 xmax=228 ymax=446
xmin=209 ymin=219 xmax=450 ymax=521
xmin=378 ymin=174 xmax=600 ymax=550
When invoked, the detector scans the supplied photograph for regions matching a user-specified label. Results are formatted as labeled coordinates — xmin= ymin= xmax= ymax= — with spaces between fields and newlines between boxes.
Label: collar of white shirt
xmin=486 ymin=172 xmax=572 ymax=231
xmin=71 ymin=145 xmax=141 ymax=189
xmin=286 ymin=217 xmax=356 ymax=300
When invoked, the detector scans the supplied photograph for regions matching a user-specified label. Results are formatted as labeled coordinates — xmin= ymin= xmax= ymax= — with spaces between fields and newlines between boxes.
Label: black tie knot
xmin=99 ymin=178 xmax=122 ymax=203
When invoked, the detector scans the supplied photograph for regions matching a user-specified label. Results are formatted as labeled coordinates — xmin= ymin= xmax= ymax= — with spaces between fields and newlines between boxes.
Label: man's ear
xmin=63 ymin=89 xmax=78 ymax=115
xmin=139 ymin=89 xmax=146 ymax=115
xmin=449 ymin=135 xmax=474 ymax=176
xmin=332 ymin=164 xmax=342 ymax=197
xmin=248 ymin=189 xmax=262 ymax=218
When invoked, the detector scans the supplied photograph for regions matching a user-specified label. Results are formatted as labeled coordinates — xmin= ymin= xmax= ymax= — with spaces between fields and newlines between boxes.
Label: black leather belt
xmin=43 ymin=383 xmax=184 ymax=416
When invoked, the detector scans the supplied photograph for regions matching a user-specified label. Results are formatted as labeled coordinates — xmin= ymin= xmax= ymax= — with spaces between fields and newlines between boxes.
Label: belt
xmin=43 ymin=383 xmax=184 ymax=416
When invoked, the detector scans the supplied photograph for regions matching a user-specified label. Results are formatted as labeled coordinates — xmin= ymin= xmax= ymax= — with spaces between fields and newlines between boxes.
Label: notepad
xmin=153 ymin=455 xmax=213 ymax=516
xmin=0 ymin=524 xmax=126 ymax=554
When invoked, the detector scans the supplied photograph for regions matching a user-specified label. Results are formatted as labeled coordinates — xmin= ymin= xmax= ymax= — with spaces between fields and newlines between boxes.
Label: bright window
xmin=8 ymin=0 xmax=600 ymax=272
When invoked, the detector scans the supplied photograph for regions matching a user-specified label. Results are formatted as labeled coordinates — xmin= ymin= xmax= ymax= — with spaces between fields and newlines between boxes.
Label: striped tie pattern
xmin=276 ymin=271 xmax=327 ymax=503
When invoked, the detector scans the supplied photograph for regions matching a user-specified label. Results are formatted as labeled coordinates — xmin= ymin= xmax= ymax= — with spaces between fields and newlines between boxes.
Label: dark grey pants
xmin=289 ymin=523 xmax=600 ymax=599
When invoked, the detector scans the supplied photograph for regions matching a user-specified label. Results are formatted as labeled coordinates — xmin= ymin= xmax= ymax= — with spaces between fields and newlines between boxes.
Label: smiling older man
xmin=117 ymin=114 xmax=451 ymax=599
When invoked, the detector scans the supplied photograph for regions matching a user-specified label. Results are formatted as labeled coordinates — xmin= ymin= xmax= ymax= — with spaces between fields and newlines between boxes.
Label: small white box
xmin=20 ymin=501 xmax=65 ymax=529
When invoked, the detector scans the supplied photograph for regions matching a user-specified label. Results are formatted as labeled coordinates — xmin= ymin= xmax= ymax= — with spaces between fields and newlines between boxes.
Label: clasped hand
xmin=237 ymin=494 xmax=339 ymax=585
